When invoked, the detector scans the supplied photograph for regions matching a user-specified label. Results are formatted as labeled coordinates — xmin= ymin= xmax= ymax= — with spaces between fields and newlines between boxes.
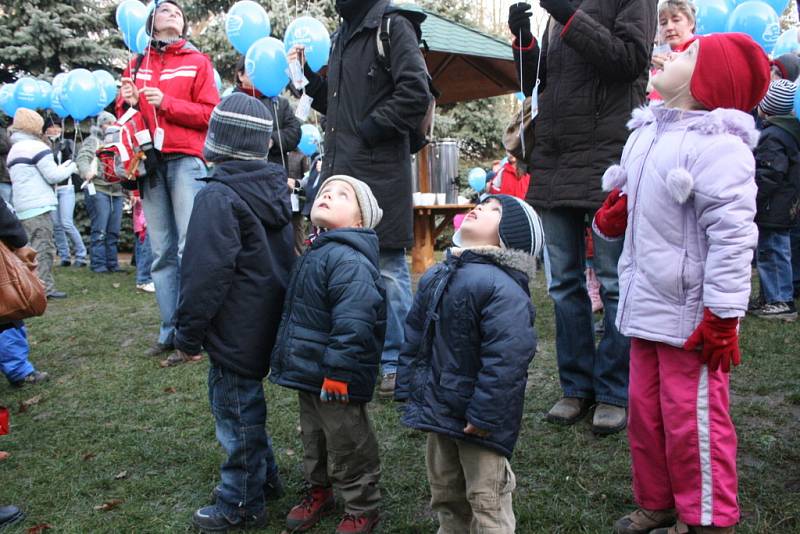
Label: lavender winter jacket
xmin=603 ymin=105 xmax=758 ymax=348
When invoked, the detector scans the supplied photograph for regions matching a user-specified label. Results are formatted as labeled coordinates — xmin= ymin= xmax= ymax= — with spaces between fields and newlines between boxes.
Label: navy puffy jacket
xmin=270 ymin=229 xmax=386 ymax=402
xmin=396 ymin=247 xmax=538 ymax=458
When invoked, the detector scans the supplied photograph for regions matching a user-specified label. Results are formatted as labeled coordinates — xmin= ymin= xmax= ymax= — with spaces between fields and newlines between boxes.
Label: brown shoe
xmin=378 ymin=373 xmax=396 ymax=399
xmin=159 ymin=350 xmax=203 ymax=368
xmin=336 ymin=511 xmax=379 ymax=534
xmin=651 ymin=522 xmax=735 ymax=534
xmin=613 ymin=508 xmax=675 ymax=534
xmin=145 ymin=341 xmax=173 ymax=357
xmin=592 ymin=403 xmax=627 ymax=435
xmin=286 ymin=486 xmax=335 ymax=531
xmin=546 ymin=397 xmax=593 ymax=425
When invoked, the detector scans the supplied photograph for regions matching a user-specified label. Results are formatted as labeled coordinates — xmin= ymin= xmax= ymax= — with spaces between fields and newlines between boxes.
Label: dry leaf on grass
xmin=0 ymin=451 xmax=10 ymax=461
xmin=18 ymin=394 xmax=42 ymax=413
xmin=285 ymin=449 xmax=295 ymax=457
xmin=26 ymin=524 xmax=53 ymax=534
xmin=114 ymin=470 xmax=128 ymax=480
xmin=163 ymin=387 xmax=177 ymax=394
xmin=94 ymin=499 xmax=123 ymax=511
xmin=112 ymin=283 xmax=120 ymax=289
xmin=82 ymin=452 xmax=96 ymax=461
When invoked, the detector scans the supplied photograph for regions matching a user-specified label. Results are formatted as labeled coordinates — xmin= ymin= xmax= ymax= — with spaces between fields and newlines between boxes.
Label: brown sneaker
xmin=336 ymin=511 xmax=379 ymax=534
xmin=651 ymin=522 xmax=735 ymax=534
xmin=286 ymin=486 xmax=335 ymax=531
xmin=546 ymin=397 xmax=593 ymax=425
xmin=378 ymin=373 xmax=396 ymax=399
xmin=614 ymin=508 xmax=675 ymax=534
xmin=159 ymin=350 xmax=203 ymax=368
xmin=592 ymin=403 xmax=627 ymax=435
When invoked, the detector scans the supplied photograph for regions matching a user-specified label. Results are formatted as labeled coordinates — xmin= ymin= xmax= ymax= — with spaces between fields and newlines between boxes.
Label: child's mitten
xmin=593 ymin=188 xmax=628 ymax=239
xmin=683 ymin=308 xmax=741 ymax=373
xmin=320 ymin=378 xmax=349 ymax=403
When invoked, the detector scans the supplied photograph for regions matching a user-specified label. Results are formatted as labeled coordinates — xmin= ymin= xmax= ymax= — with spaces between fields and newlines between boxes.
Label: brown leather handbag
xmin=0 ymin=243 xmax=47 ymax=322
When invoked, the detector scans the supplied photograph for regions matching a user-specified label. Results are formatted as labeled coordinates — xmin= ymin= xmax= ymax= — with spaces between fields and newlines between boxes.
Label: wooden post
xmin=418 ymin=144 xmax=431 ymax=193
xmin=412 ymin=208 xmax=435 ymax=273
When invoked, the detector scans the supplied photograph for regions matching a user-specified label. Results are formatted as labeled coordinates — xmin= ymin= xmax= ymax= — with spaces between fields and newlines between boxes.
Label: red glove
xmin=593 ymin=188 xmax=628 ymax=239
xmin=320 ymin=378 xmax=349 ymax=403
xmin=683 ymin=308 xmax=741 ymax=373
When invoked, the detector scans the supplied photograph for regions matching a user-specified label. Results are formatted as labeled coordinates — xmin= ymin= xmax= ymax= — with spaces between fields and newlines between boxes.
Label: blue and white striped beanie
xmin=203 ymin=93 xmax=273 ymax=162
xmin=759 ymin=79 xmax=797 ymax=117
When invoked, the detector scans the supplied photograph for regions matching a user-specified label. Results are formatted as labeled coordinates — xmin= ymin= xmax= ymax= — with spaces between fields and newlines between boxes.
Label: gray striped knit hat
xmin=488 ymin=195 xmax=544 ymax=256
xmin=759 ymin=79 xmax=797 ymax=117
xmin=203 ymin=93 xmax=273 ymax=162
xmin=319 ymin=175 xmax=383 ymax=229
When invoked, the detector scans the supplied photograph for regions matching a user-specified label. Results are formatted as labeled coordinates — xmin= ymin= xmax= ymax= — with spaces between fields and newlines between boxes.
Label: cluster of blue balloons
xmin=298 ymin=124 xmax=321 ymax=156
xmin=695 ymin=0 xmax=790 ymax=54
xmin=116 ymin=0 xmax=155 ymax=54
xmin=0 ymin=70 xmax=118 ymax=121
xmin=224 ymin=1 xmax=330 ymax=98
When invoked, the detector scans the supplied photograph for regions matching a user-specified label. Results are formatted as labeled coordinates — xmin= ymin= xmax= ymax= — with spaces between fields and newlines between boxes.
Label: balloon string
xmin=518 ymin=29 xmax=526 ymax=160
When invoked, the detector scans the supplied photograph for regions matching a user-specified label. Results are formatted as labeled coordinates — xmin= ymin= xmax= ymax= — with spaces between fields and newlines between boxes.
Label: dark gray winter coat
xmin=514 ymin=0 xmax=656 ymax=210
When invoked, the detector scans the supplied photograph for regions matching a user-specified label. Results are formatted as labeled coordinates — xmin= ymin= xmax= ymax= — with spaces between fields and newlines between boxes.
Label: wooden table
xmin=412 ymin=204 xmax=475 ymax=274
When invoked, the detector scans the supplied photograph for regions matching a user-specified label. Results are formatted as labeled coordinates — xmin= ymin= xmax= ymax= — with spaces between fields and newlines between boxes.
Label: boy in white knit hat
xmin=270 ymin=175 xmax=386 ymax=534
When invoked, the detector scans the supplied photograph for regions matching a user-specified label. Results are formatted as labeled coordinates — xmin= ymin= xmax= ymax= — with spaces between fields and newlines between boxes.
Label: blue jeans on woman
xmin=378 ymin=249 xmax=413 ymax=377
xmin=135 ymin=232 xmax=154 ymax=285
xmin=757 ymin=228 xmax=793 ymax=303
xmin=540 ymin=208 xmax=630 ymax=407
xmin=52 ymin=186 xmax=87 ymax=263
xmin=141 ymin=156 xmax=206 ymax=345
xmin=208 ymin=364 xmax=277 ymax=517
xmin=84 ymin=191 xmax=123 ymax=273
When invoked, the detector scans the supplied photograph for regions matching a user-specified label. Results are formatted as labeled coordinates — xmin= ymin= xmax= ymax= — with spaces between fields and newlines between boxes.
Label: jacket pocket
xmin=439 ymin=370 xmax=476 ymax=418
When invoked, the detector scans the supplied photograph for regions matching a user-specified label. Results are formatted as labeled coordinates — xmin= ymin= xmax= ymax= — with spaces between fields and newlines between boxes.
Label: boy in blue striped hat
xmin=174 ymin=92 xmax=295 ymax=531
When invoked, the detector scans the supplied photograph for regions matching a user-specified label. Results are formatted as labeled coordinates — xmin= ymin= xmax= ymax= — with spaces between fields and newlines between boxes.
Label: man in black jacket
xmin=509 ymin=0 xmax=656 ymax=433
xmin=289 ymin=0 xmax=432 ymax=398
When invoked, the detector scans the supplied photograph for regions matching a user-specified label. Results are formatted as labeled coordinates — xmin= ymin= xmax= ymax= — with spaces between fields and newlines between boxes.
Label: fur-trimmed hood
xmin=449 ymin=245 xmax=537 ymax=280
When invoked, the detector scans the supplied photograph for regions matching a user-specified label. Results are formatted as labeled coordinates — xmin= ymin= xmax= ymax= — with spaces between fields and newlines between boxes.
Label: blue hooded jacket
xmin=396 ymin=246 xmax=538 ymax=458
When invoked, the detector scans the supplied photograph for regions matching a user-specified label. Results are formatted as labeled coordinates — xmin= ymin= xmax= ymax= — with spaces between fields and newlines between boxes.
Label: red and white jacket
xmin=116 ymin=40 xmax=219 ymax=159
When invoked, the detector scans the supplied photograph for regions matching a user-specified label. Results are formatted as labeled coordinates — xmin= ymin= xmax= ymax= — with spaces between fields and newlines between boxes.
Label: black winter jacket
xmin=754 ymin=116 xmax=800 ymax=230
xmin=270 ymin=229 xmax=386 ymax=403
xmin=514 ymin=0 xmax=656 ymax=210
xmin=304 ymin=0 xmax=433 ymax=249
xmin=396 ymin=247 xmax=538 ymax=458
xmin=0 ymin=127 xmax=10 ymax=184
xmin=175 ymin=160 xmax=294 ymax=379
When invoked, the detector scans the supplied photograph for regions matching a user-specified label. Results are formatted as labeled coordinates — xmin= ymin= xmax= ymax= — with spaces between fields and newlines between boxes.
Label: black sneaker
xmin=11 ymin=370 xmax=49 ymax=388
xmin=60 ymin=259 xmax=71 ymax=267
xmin=191 ymin=505 xmax=267 ymax=532
xmin=751 ymin=301 xmax=798 ymax=322
xmin=46 ymin=291 xmax=67 ymax=299
xmin=0 ymin=505 xmax=24 ymax=529
xmin=210 ymin=472 xmax=285 ymax=504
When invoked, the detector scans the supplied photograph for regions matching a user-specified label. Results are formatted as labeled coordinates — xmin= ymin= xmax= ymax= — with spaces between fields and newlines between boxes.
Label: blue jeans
xmin=135 ymin=232 xmax=154 ymax=285
xmin=0 ymin=325 xmax=35 ymax=383
xmin=757 ymin=228 xmax=793 ymax=303
xmin=791 ymin=222 xmax=800 ymax=297
xmin=208 ymin=364 xmax=277 ymax=517
xmin=84 ymin=191 xmax=123 ymax=273
xmin=0 ymin=183 xmax=12 ymax=205
xmin=52 ymin=187 xmax=87 ymax=262
xmin=540 ymin=208 xmax=630 ymax=407
xmin=141 ymin=156 xmax=206 ymax=345
xmin=378 ymin=249 xmax=413 ymax=376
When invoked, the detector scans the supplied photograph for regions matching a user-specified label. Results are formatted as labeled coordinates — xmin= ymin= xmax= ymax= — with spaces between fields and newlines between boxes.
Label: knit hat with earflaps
xmin=10 ymin=108 xmax=44 ymax=137
xmin=453 ymin=194 xmax=545 ymax=256
xmin=690 ymin=33 xmax=770 ymax=112
xmin=318 ymin=175 xmax=383 ymax=230
xmin=203 ymin=93 xmax=274 ymax=162
xmin=759 ymin=79 xmax=797 ymax=117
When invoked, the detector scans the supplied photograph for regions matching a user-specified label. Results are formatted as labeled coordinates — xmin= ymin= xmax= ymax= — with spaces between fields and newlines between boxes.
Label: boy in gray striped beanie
xmin=758 ymin=78 xmax=797 ymax=118
xmin=203 ymin=92 xmax=274 ymax=162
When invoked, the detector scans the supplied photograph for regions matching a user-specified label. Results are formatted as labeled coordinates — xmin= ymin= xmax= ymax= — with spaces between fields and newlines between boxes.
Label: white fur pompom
xmin=666 ymin=168 xmax=694 ymax=204
xmin=602 ymin=164 xmax=627 ymax=192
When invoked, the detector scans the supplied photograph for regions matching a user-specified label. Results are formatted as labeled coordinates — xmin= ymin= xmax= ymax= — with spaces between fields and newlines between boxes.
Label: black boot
xmin=0 ymin=505 xmax=24 ymax=529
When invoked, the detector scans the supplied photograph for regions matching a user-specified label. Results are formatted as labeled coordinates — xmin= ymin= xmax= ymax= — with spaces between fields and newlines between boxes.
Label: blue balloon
xmin=50 ymin=85 xmax=69 ymax=118
xmin=14 ymin=77 xmax=44 ymax=109
xmin=117 ymin=0 xmax=148 ymax=47
xmin=37 ymin=80 xmax=52 ymax=109
xmin=771 ymin=28 xmax=800 ymax=57
xmin=467 ymin=167 xmax=487 ymax=192
xmin=763 ymin=0 xmax=790 ymax=15
xmin=52 ymin=73 xmax=68 ymax=89
xmin=0 ymin=84 xmax=18 ymax=117
xmin=136 ymin=25 xmax=151 ymax=54
xmin=214 ymin=69 xmax=222 ymax=93
xmin=298 ymin=124 xmax=321 ymax=156
xmin=93 ymin=70 xmax=118 ymax=106
xmin=284 ymin=17 xmax=331 ymax=73
xmin=695 ymin=0 xmax=734 ymax=34
xmin=726 ymin=1 xmax=780 ymax=53
xmin=515 ymin=92 xmax=525 ymax=102
xmin=226 ymin=1 xmax=271 ymax=55
xmin=245 ymin=37 xmax=289 ymax=98
xmin=61 ymin=69 xmax=102 ymax=121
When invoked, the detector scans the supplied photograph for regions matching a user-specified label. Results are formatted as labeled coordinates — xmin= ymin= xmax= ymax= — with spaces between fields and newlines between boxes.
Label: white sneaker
xmin=136 ymin=282 xmax=155 ymax=293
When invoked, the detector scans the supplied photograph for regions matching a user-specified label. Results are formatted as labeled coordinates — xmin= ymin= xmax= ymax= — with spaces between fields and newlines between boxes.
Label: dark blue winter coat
xmin=269 ymin=229 xmax=386 ymax=402
xmin=395 ymin=247 xmax=538 ymax=458
xmin=174 ymin=160 xmax=294 ymax=379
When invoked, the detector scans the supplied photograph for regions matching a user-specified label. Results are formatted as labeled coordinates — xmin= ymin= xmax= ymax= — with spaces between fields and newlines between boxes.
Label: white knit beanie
xmin=319 ymin=175 xmax=383 ymax=229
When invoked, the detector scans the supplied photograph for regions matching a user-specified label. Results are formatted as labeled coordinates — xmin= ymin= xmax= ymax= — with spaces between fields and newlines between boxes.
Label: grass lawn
xmin=0 ymin=263 xmax=799 ymax=533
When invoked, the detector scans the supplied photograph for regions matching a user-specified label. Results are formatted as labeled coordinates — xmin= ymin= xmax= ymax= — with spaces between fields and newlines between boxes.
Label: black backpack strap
xmin=131 ymin=54 xmax=146 ymax=83
xmin=376 ymin=15 xmax=392 ymax=72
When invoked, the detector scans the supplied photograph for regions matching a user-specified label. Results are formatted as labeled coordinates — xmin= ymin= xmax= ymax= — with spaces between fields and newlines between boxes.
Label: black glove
xmin=508 ymin=3 xmax=534 ymax=47
xmin=540 ymin=0 xmax=576 ymax=25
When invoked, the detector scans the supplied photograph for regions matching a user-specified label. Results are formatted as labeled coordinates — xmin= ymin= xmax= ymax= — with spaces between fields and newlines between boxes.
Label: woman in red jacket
xmin=488 ymin=155 xmax=530 ymax=199
xmin=117 ymin=0 xmax=219 ymax=358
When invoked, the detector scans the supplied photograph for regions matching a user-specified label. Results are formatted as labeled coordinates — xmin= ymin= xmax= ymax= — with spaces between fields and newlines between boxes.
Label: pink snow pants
xmin=628 ymin=337 xmax=739 ymax=527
